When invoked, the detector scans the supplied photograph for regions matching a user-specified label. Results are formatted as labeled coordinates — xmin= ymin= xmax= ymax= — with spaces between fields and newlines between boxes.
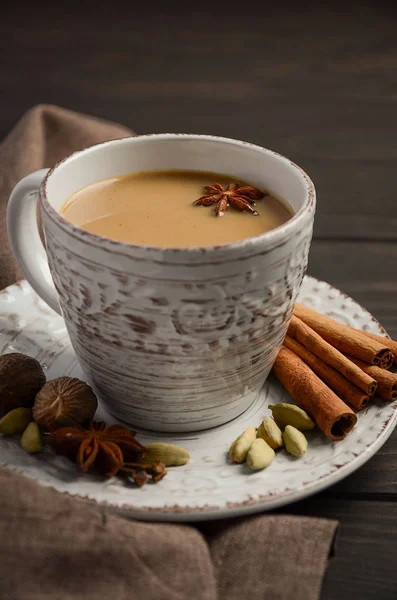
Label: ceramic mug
xmin=7 ymin=134 xmax=315 ymax=432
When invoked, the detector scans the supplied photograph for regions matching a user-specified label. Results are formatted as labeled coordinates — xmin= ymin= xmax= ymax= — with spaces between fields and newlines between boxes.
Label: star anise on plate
xmin=48 ymin=421 xmax=166 ymax=484
xmin=193 ymin=183 xmax=267 ymax=217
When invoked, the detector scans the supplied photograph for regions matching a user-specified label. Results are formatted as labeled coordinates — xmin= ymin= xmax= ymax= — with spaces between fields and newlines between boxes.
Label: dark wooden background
xmin=1 ymin=3 xmax=396 ymax=598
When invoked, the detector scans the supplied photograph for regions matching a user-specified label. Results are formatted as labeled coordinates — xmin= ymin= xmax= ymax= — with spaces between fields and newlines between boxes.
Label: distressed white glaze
xmin=0 ymin=278 xmax=395 ymax=522
xmin=7 ymin=135 xmax=315 ymax=431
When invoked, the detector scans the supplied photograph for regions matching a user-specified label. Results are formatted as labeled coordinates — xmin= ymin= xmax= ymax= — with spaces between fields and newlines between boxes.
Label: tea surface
xmin=61 ymin=170 xmax=293 ymax=247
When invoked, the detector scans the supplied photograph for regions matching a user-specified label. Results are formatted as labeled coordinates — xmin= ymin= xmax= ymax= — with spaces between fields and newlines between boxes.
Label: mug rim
xmin=40 ymin=133 xmax=316 ymax=254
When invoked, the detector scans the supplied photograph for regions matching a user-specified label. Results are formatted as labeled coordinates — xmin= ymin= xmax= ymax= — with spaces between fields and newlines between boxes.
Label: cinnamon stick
xmin=273 ymin=347 xmax=357 ymax=440
xmin=284 ymin=335 xmax=370 ymax=410
xmin=347 ymin=357 xmax=397 ymax=402
xmin=294 ymin=303 xmax=393 ymax=369
xmin=288 ymin=315 xmax=377 ymax=395
xmin=359 ymin=331 xmax=397 ymax=365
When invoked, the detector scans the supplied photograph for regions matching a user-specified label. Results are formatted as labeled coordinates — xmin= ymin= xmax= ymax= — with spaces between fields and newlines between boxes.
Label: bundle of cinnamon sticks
xmin=272 ymin=303 xmax=397 ymax=441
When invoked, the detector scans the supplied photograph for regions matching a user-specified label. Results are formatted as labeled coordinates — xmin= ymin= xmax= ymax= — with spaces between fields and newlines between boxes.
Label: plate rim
xmin=0 ymin=276 xmax=396 ymax=522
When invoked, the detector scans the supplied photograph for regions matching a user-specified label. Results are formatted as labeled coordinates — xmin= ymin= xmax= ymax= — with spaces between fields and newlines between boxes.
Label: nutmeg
xmin=0 ymin=353 xmax=46 ymax=417
xmin=33 ymin=377 xmax=98 ymax=429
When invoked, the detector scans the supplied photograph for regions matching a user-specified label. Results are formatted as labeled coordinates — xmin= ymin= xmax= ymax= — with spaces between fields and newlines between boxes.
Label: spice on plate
xmin=0 ymin=352 xmax=188 ymax=486
xmin=21 ymin=422 xmax=42 ymax=453
xmin=122 ymin=461 xmax=167 ymax=487
xmin=228 ymin=405 xmax=310 ymax=470
xmin=33 ymin=377 xmax=98 ymax=429
xmin=293 ymin=303 xmax=394 ymax=368
xmin=246 ymin=438 xmax=275 ymax=470
xmin=0 ymin=407 xmax=33 ymax=435
xmin=256 ymin=417 xmax=283 ymax=449
xmin=359 ymin=330 xmax=397 ymax=365
xmin=283 ymin=425 xmax=308 ymax=457
xmin=273 ymin=347 xmax=357 ymax=441
xmin=288 ymin=315 xmax=377 ymax=395
xmin=143 ymin=442 xmax=190 ymax=466
xmin=48 ymin=421 xmax=167 ymax=485
xmin=347 ymin=357 xmax=397 ymax=402
xmin=229 ymin=426 xmax=257 ymax=463
xmin=268 ymin=403 xmax=315 ymax=432
xmin=284 ymin=335 xmax=371 ymax=411
xmin=0 ymin=353 xmax=46 ymax=417
xmin=49 ymin=421 xmax=146 ymax=476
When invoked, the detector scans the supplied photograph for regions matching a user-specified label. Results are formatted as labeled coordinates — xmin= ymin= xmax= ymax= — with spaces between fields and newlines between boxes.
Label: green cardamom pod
xmin=21 ymin=422 xmax=42 ymax=453
xmin=246 ymin=438 xmax=275 ymax=470
xmin=257 ymin=417 xmax=283 ymax=449
xmin=145 ymin=443 xmax=190 ymax=466
xmin=269 ymin=403 xmax=315 ymax=431
xmin=229 ymin=426 xmax=257 ymax=463
xmin=283 ymin=425 xmax=308 ymax=457
xmin=0 ymin=407 xmax=33 ymax=435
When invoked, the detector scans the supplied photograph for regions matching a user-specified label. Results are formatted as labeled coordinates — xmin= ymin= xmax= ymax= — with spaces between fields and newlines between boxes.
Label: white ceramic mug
xmin=7 ymin=134 xmax=315 ymax=432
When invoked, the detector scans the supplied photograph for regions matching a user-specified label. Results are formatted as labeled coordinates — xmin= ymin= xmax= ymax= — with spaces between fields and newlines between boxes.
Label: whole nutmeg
xmin=0 ymin=353 xmax=46 ymax=417
xmin=33 ymin=377 xmax=98 ymax=429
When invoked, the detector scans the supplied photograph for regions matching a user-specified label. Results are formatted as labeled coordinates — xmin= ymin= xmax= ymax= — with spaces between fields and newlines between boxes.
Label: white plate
xmin=0 ymin=277 xmax=396 ymax=521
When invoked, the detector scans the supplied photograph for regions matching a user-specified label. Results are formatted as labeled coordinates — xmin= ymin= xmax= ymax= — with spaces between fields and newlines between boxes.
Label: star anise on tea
xmin=48 ymin=421 xmax=166 ymax=484
xmin=193 ymin=183 xmax=267 ymax=217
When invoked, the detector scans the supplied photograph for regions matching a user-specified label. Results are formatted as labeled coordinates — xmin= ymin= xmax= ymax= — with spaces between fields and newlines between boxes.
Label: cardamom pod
xmin=145 ymin=442 xmax=190 ymax=466
xmin=283 ymin=425 xmax=308 ymax=457
xmin=257 ymin=417 xmax=283 ymax=449
xmin=21 ymin=421 xmax=42 ymax=453
xmin=229 ymin=426 xmax=256 ymax=463
xmin=0 ymin=407 xmax=33 ymax=435
xmin=269 ymin=403 xmax=315 ymax=431
xmin=246 ymin=438 xmax=275 ymax=470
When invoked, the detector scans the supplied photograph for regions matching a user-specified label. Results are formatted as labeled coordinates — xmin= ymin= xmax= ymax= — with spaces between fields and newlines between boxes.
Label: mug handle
xmin=7 ymin=169 xmax=61 ymax=314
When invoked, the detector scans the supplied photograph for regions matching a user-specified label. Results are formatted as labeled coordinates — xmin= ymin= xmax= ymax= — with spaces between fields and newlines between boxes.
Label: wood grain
xmin=1 ymin=6 xmax=397 ymax=247
xmin=308 ymin=241 xmax=397 ymax=335
xmin=1 ymin=3 xmax=396 ymax=597
xmin=287 ymin=499 xmax=397 ymax=600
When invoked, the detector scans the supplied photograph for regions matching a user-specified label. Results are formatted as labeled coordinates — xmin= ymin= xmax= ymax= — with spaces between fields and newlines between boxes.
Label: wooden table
xmin=1 ymin=4 xmax=396 ymax=598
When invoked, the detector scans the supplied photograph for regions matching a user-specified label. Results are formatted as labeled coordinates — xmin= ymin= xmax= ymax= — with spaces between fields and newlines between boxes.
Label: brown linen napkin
xmin=0 ymin=104 xmax=133 ymax=289
xmin=207 ymin=515 xmax=338 ymax=600
xmin=0 ymin=106 xmax=338 ymax=600
xmin=0 ymin=467 xmax=337 ymax=600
